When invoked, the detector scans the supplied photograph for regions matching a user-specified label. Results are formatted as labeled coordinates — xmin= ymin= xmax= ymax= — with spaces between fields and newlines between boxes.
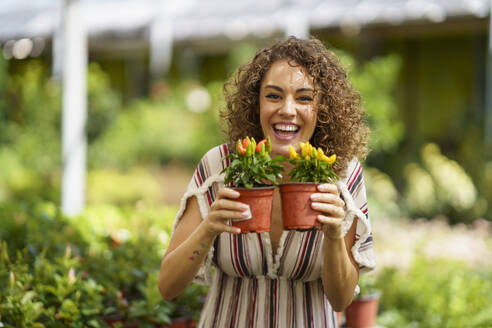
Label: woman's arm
xmin=311 ymin=183 xmax=359 ymax=312
xmin=158 ymin=188 xmax=250 ymax=301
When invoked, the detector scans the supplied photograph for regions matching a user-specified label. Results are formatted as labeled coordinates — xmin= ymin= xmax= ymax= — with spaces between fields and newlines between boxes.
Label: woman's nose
xmin=279 ymin=96 xmax=296 ymax=116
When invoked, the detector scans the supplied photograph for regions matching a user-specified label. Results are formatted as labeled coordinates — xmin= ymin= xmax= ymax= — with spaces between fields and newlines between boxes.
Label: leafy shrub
xmin=364 ymin=166 xmax=402 ymax=219
xmin=403 ymin=143 xmax=478 ymax=223
xmin=87 ymin=63 xmax=121 ymax=143
xmin=0 ymin=245 xmax=105 ymax=328
xmin=0 ymin=201 xmax=206 ymax=327
xmin=0 ymin=60 xmax=123 ymax=204
xmin=87 ymin=167 xmax=163 ymax=206
xmin=339 ymin=52 xmax=404 ymax=154
xmin=89 ymin=81 xmax=224 ymax=168
xmin=376 ymin=256 xmax=492 ymax=328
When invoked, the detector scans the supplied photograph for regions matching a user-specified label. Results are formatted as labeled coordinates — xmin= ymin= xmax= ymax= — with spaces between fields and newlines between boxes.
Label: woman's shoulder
xmin=200 ymin=143 xmax=234 ymax=163
xmin=194 ymin=143 xmax=235 ymax=178
xmin=341 ymin=158 xmax=363 ymax=184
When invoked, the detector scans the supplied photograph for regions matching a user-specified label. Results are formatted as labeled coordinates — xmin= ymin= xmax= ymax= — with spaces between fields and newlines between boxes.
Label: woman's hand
xmin=310 ymin=183 xmax=346 ymax=239
xmin=202 ymin=187 xmax=251 ymax=237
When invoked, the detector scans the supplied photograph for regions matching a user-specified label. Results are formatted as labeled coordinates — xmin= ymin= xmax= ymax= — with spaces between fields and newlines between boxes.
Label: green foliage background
xmin=0 ymin=41 xmax=491 ymax=326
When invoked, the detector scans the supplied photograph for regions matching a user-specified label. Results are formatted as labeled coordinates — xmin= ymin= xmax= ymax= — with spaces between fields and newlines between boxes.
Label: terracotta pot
xmin=232 ymin=186 xmax=275 ymax=233
xmin=279 ymin=183 xmax=321 ymax=230
xmin=345 ymin=293 xmax=380 ymax=328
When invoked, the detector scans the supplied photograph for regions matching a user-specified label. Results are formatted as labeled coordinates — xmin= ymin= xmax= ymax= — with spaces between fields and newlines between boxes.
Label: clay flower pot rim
xmin=355 ymin=291 xmax=382 ymax=301
xmin=280 ymin=182 xmax=319 ymax=185
xmin=233 ymin=186 xmax=276 ymax=190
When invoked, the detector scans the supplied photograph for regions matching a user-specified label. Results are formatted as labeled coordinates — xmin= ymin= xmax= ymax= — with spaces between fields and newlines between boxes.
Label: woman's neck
xmin=280 ymin=161 xmax=294 ymax=183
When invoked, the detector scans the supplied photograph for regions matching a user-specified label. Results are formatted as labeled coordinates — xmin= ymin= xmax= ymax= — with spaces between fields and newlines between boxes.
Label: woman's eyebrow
xmin=264 ymin=85 xmax=283 ymax=92
xmin=296 ymin=87 xmax=314 ymax=93
xmin=264 ymin=85 xmax=314 ymax=93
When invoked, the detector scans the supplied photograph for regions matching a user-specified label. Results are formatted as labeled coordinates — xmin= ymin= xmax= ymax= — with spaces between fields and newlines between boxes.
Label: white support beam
xmin=61 ymin=0 xmax=87 ymax=216
xmin=284 ymin=7 xmax=309 ymax=39
xmin=150 ymin=16 xmax=173 ymax=81
xmin=52 ymin=4 xmax=63 ymax=78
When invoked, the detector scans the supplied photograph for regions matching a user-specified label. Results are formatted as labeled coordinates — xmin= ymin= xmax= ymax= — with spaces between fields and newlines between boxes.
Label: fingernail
xmin=240 ymin=203 xmax=249 ymax=211
xmin=317 ymin=184 xmax=326 ymax=191
xmin=241 ymin=208 xmax=252 ymax=219
xmin=310 ymin=194 xmax=320 ymax=201
xmin=232 ymin=190 xmax=240 ymax=197
xmin=312 ymin=202 xmax=321 ymax=208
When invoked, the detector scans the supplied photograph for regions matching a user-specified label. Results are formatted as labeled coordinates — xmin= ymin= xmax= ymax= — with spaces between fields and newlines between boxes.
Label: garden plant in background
xmin=1 ymin=39 xmax=492 ymax=327
xmin=344 ymin=273 xmax=381 ymax=328
xmin=0 ymin=202 xmax=207 ymax=327
xmin=221 ymin=136 xmax=284 ymax=233
xmin=279 ymin=142 xmax=338 ymax=230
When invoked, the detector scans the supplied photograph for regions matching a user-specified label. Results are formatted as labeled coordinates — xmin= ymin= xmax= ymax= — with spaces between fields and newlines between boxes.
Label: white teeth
xmin=274 ymin=124 xmax=299 ymax=132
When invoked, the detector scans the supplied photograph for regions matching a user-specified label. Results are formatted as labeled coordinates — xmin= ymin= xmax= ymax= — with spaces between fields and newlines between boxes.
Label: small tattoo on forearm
xmin=193 ymin=250 xmax=200 ymax=255
xmin=200 ymin=242 xmax=205 ymax=248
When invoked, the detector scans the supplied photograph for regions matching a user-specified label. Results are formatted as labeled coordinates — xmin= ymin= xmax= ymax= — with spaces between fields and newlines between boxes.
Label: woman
xmin=158 ymin=36 xmax=375 ymax=327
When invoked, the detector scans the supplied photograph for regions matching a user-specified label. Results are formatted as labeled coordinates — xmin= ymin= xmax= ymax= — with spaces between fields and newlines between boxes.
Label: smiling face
xmin=259 ymin=59 xmax=318 ymax=157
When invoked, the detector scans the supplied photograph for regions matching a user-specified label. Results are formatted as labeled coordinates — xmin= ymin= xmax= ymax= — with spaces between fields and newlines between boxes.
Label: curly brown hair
xmin=221 ymin=36 xmax=369 ymax=176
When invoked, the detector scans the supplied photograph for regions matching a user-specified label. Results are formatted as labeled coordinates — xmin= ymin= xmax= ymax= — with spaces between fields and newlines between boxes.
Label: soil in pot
xmin=279 ymin=183 xmax=321 ymax=230
xmin=232 ymin=186 xmax=275 ymax=233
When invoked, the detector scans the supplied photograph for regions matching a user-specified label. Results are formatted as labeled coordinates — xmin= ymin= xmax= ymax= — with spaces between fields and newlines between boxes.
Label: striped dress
xmin=173 ymin=144 xmax=375 ymax=328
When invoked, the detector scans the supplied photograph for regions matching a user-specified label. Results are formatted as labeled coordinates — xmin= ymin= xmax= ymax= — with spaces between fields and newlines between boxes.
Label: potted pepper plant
xmin=280 ymin=141 xmax=338 ymax=230
xmin=344 ymin=273 xmax=381 ymax=328
xmin=221 ymin=136 xmax=284 ymax=233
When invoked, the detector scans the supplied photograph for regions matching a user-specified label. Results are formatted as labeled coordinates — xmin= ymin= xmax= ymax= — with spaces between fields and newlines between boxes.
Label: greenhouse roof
xmin=0 ymin=0 xmax=490 ymax=43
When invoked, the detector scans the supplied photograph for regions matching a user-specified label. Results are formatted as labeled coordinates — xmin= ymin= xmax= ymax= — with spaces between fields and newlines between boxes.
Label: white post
xmin=150 ymin=16 xmax=173 ymax=81
xmin=284 ymin=8 xmax=309 ymax=39
xmin=52 ymin=4 xmax=63 ymax=78
xmin=61 ymin=0 xmax=87 ymax=216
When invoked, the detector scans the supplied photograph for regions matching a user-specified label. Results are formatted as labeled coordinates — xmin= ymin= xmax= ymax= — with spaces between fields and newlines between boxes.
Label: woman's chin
xmin=271 ymin=146 xmax=291 ymax=158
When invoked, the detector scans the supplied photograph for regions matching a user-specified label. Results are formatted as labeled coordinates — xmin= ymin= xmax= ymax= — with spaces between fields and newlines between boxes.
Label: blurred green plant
xmin=0 ymin=59 xmax=61 ymax=203
xmin=87 ymin=167 xmax=163 ymax=205
xmin=356 ymin=272 xmax=381 ymax=299
xmin=403 ymin=143 xmax=478 ymax=223
xmin=0 ymin=201 xmax=204 ymax=327
xmin=226 ymin=42 xmax=259 ymax=76
xmin=0 ymin=245 xmax=106 ymax=328
xmin=339 ymin=52 xmax=404 ymax=154
xmin=0 ymin=60 xmax=124 ymax=203
xmin=376 ymin=256 xmax=492 ymax=328
xmin=89 ymin=81 xmax=224 ymax=167
xmin=87 ymin=63 xmax=121 ymax=143
xmin=364 ymin=166 xmax=402 ymax=219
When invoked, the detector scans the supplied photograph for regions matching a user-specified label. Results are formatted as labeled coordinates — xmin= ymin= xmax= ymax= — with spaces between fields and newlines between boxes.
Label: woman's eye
xmin=266 ymin=94 xmax=280 ymax=100
xmin=299 ymin=96 xmax=313 ymax=101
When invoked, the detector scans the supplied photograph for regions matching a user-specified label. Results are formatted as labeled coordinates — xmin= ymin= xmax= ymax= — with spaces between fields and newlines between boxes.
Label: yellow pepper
xmin=324 ymin=154 xmax=336 ymax=164
xmin=308 ymin=143 xmax=314 ymax=157
xmin=316 ymin=147 xmax=325 ymax=161
xmin=289 ymin=145 xmax=300 ymax=160
xmin=300 ymin=142 xmax=308 ymax=157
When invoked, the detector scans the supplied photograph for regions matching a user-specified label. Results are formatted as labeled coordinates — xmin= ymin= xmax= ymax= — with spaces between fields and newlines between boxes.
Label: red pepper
xmin=256 ymin=139 xmax=266 ymax=153
xmin=242 ymin=138 xmax=250 ymax=150
xmin=237 ymin=139 xmax=246 ymax=155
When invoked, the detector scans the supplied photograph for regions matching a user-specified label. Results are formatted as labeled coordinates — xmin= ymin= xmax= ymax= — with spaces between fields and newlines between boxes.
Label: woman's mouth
xmin=272 ymin=123 xmax=300 ymax=140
